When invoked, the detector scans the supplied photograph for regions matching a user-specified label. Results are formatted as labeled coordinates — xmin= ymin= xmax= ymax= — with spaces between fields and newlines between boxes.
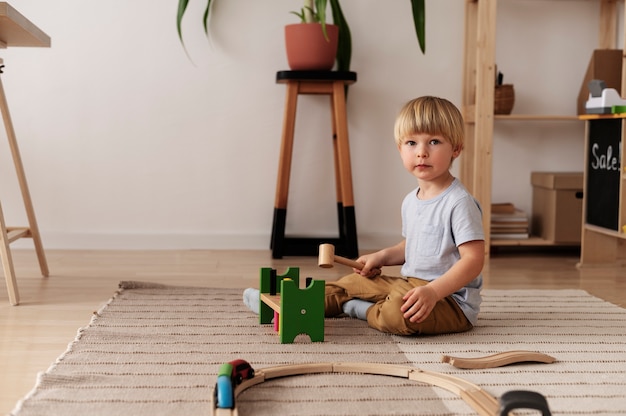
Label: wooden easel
xmin=0 ymin=3 xmax=50 ymax=305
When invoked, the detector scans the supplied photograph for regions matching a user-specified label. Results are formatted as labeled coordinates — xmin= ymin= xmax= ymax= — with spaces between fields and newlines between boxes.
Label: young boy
xmin=244 ymin=96 xmax=484 ymax=336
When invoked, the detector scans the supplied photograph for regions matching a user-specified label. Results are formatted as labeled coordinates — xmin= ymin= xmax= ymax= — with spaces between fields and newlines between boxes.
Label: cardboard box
xmin=531 ymin=172 xmax=583 ymax=243
xmin=577 ymin=49 xmax=622 ymax=115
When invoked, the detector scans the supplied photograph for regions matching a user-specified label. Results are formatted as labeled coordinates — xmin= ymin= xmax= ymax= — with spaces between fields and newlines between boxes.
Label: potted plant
xmin=285 ymin=0 xmax=340 ymax=70
xmin=176 ymin=0 xmax=426 ymax=72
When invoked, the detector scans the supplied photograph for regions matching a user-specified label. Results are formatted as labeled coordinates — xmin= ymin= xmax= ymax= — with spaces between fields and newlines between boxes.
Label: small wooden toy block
xmin=258 ymin=267 xmax=325 ymax=343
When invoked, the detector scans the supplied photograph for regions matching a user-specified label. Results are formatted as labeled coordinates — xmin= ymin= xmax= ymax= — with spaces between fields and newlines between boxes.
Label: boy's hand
xmin=353 ymin=254 xmax=382 ymax=278
xmin=357 ymin=267 xmax=381 ymax=278
xmin=401 ymin=285 xmax=438 ymax=323
xmin=351 ymin=241 xmax=405 ymax=278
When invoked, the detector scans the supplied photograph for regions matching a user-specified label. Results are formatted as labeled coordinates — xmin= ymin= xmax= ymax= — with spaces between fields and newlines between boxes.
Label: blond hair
xmin=393 ymin=96 xmax=465 ymax=151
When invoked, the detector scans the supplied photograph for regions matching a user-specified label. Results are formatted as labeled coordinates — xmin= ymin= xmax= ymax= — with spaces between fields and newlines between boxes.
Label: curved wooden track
xmin=441 ymin=351 xmax=556 ymax=369
xmin=212 ymin=362 xmax=501 ymax=416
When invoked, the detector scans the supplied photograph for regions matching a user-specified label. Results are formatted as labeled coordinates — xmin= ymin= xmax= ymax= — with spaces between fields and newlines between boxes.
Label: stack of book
xmin=491 ymin=203 xmax=529 ymax=239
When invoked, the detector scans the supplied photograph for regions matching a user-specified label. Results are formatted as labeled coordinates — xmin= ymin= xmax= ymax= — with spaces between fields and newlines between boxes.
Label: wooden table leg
xmin=0 ymin=72 xmax=49 ymax=283
xmin=0 ymin=202 xmax=19 ymax=305
xmin=331 ymin=81 xmax=358 ymax=258
xmin=271 ymin=81 xmax=299 ymax=258
xmin=331 ymin=80 xmax=354 ymax=208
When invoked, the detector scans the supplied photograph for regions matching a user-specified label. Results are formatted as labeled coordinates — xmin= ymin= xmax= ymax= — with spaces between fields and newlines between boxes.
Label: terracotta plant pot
xmin=284 ymin=23 xmax=338 ymax=71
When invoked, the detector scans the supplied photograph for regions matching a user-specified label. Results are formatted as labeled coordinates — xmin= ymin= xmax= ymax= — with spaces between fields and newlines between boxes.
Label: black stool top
xmin=276 ymin=70 xmax=357 ymax=83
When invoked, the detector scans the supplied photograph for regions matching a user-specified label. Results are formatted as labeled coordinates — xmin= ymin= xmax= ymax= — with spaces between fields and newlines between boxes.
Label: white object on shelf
xmin=585 ymin=87 xmax=626 ymax=114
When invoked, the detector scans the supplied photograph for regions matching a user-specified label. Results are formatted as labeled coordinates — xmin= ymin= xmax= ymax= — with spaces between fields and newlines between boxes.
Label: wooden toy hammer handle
xmin=334 ymin=255 xmax=364 ymax=270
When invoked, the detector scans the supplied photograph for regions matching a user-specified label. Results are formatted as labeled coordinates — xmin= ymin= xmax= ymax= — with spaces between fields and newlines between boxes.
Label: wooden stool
xmin=270 ymin=71 xmax=358 ymax=259
xmin=0 ymin=5 xmax=50 ymax=305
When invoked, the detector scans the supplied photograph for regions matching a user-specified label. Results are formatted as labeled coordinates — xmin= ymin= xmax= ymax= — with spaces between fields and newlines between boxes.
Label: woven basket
xmin=494 ymin=84 xmax=515 ymax=114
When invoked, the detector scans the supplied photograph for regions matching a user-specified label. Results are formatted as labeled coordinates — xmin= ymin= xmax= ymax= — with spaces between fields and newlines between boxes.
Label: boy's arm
xmin=427 ymin=239 xmax=485 ymax=299
xmin=356 ymin=240 xmax=406 ymax=277
xmin=401 ymin=239 xmax=484 ymax=323
xmin=377 ymin=240 xmax=407 ymax=266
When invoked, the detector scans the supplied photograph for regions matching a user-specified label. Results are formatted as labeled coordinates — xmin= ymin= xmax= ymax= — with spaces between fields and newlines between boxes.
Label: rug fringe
xmin=118 ymin=280 xmax=211 ymax=290
xmin=118 ymin=281 xmax=174 ymax=290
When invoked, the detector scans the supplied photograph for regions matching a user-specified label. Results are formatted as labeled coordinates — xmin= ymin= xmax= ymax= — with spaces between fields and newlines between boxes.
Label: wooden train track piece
xmin=441 ymin=350 xmax=556 ymax=369
xmin=261 ymin=362 xmax=335 ymax=380
xmin=211 ymin=361 xmax=551 ymax=416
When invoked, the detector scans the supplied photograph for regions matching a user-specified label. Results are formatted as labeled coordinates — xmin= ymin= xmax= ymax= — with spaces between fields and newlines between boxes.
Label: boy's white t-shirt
xmin=400 ymin=178 xmax=484 ymax=325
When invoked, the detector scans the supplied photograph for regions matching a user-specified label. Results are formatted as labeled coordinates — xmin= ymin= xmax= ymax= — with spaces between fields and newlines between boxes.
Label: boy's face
xmin=397 ymin=133 xmax=460 ymax=183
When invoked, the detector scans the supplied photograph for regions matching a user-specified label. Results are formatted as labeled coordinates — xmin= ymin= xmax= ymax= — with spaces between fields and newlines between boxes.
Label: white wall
xmin=0 ymin=0 xmax=612 ymax=250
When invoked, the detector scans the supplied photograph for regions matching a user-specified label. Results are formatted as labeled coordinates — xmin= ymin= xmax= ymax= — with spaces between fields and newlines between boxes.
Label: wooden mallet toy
xmin=318 ymin=244 xmax=363 ymax=270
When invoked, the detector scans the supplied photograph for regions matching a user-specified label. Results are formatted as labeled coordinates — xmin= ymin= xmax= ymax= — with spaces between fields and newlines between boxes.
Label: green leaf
xmin=330 ymin=0 xmax=351 ymax=72
xmin=316 ymin=0 xmax=328 ymax=40
xmin=303 ymin=0 xmax=315 ymax=22
xmin=176 ymin=0 xmax=190 ymax=44
xmin=290 ymin=10 xmax=306 ymax=22
xmin=203 ymin=0 xmax=213 ymax=36
xmin=410 ymin=0 xmax=426 ymax=54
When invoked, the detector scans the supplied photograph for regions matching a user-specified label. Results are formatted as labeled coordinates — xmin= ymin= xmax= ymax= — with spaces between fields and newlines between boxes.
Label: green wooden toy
xmin=259 ymin=267 xmax=325 ymax=343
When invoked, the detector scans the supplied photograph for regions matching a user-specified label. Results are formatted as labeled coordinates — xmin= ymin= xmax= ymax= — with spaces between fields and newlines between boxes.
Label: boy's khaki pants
xmin=325 ymin=273 xmax=473 ymax=336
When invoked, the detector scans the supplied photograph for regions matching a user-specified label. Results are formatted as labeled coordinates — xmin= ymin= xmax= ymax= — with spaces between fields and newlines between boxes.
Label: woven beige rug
xmin=10 ymin=281 xmax=626 ymax=415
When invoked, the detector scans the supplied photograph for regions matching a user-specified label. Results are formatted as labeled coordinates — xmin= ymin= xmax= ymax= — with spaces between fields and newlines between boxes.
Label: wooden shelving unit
xmin=578 ymin=114 xmax=626 ymax=266
xmin=494 ymin=115 xmax=581 ymax=121
xmin=460 ymin=0 xmax=622 ymax=254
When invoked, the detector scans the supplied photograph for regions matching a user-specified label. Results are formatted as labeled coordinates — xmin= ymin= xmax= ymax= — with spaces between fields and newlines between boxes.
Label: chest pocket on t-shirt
xmin=417 ymin=224 xmax=443 ymax=256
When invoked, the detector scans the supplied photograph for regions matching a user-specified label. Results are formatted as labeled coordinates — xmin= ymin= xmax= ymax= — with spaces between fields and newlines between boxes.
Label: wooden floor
xmin=1 ymin=248 xmax=624 ymax=415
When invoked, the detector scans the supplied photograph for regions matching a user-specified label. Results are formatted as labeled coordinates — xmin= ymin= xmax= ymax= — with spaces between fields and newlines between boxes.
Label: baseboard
xmin=9 ymin=232 xmax=401 ymax=252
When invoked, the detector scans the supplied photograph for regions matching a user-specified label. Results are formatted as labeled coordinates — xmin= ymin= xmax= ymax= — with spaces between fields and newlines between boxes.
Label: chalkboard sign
xmin=586 ymin=119 xmax=621 ymax=230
